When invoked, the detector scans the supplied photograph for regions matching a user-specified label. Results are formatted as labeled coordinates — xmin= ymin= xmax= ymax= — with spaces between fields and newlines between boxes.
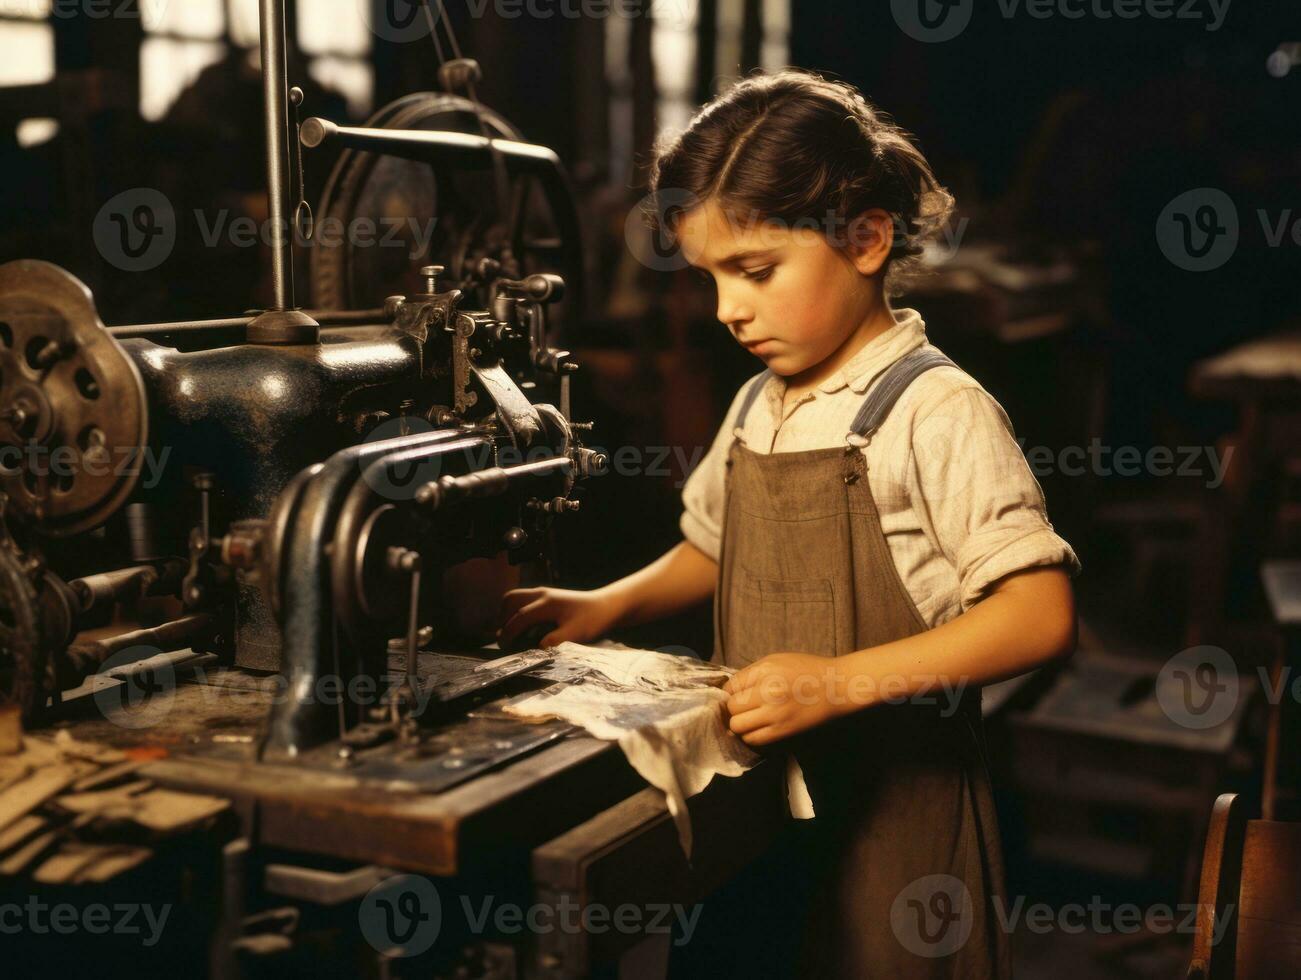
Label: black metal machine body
xmin=0 ymin=3 xmax=600 ymax=764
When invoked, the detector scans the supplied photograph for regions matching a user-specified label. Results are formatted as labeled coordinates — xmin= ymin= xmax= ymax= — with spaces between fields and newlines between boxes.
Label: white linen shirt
xmin=679 ymin=307 xmax=1082 ymax=630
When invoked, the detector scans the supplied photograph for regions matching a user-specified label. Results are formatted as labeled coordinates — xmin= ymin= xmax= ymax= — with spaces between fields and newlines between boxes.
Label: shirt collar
xmin=817 ymin=308 xmax=929 ymax=395
xmin=749 ymin=309 xmax=929 ymax=433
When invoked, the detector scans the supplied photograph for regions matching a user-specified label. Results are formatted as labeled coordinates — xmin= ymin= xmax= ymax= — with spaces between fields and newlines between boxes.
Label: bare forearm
xmin=837 ymin=567 xmax=1076 ymax=709
xmin=598 ymin=539 xmax=718 ymax=629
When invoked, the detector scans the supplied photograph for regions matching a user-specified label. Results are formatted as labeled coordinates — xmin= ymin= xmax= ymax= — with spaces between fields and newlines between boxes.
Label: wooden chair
xmin=1187 ymin=793 xmax=1301 ymax=979
xmin=1261 ymin=561 xmax=1301 ymax=819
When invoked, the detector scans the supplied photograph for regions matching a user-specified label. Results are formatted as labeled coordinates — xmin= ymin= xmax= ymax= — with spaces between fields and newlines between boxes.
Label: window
xmin=606 ymin=10 xmax=635 ymax=185
xmin=651 ymin=1 xmax=699 ymax=140
xmin=297 ymin=0 xmax=373 ymax=119
xmin=604 ymin=0 xmax=791 ymax=181
xmin=0 ymin=0 xmax=57 ymax=146
xmin=759 ymin=0 xmax=790 ymax=73
xmin=140 ymin=0 xmax=228 ymax=122
xmin=714 ymin=0 xmax=789 ymax=93
xmin=138 ymin=0 xmax=375 ymax=123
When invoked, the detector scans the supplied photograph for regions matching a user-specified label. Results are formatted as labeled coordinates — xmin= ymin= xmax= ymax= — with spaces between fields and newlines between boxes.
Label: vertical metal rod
xmin=259 ymin=0 xmax=293 ymax=311
xmin=405 ymin=566 xmax=422 ymax=696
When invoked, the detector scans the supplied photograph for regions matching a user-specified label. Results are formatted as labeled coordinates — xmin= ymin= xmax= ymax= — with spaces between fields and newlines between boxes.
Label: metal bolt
xmin=420 ymin=265 xmax=445 ymax=293
xmin=32 ymin=339 xmax=72 ymax=370
xmin=387 ymin=546 xmax=421 ymax=573
xmin=0 ymin=405 xmax=28 ymax=428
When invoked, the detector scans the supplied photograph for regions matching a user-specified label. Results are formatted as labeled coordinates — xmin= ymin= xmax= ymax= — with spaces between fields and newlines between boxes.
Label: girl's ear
xmin=845 ymin=209 xmax=894 ymax=277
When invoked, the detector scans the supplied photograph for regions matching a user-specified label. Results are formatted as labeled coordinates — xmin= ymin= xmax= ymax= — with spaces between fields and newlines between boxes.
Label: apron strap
xmin=848 ymin=346 xmax=957 ymax=444
xmin=733 ymin=369 xmax=772 ymax=432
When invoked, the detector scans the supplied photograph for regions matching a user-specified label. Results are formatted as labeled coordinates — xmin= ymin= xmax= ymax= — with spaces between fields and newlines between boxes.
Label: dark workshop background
xmin=2 ymin=3 xmax=1300 ymax=977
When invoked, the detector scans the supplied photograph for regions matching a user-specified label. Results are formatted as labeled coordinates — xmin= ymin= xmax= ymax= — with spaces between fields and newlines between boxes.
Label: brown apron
xmin=707 ymin=347 xmax=1012 ymax=978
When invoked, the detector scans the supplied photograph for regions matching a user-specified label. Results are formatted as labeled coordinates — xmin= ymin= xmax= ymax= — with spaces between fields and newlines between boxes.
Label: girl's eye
xmin=742 ymin=267 xmax=774 ymax=282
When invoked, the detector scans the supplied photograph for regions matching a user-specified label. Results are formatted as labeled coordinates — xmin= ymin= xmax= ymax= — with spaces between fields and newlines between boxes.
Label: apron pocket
xmin=736 ymin=573 xmax=836 ymax=658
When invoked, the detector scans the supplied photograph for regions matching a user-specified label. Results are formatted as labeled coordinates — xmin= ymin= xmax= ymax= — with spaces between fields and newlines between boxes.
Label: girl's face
xmin=675 ymin=198 xmax=893 ymax=384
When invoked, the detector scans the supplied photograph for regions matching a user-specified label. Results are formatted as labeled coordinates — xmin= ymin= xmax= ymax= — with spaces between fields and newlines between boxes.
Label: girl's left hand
xmin=723 ymin=652 xmax=850 ymax=747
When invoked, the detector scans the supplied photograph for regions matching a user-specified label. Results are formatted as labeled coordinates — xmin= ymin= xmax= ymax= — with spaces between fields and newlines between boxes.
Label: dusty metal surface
xmin=38 ymin=650 xmax=646 ymax=876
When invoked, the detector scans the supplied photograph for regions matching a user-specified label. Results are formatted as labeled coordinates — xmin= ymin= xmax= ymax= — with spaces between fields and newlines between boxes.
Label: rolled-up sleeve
xmin=907 ymin=385 xmax=1082 ymax=609
xmin=679 ymin=383 xmax=752 ymax=562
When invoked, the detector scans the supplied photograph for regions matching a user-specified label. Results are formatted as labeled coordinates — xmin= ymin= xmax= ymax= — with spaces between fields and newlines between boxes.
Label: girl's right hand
xmin=496 ymin=587 xmax=626 ymax=650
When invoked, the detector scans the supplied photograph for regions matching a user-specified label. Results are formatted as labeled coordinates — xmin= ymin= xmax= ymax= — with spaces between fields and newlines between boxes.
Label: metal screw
xmin=387 ymin=547 xmax=421 ymax=573
xmin=0 ymin=405 xmax=28 ymax=428
xmin=420 ymin=265 xmax=445 ymax=293
xmin=32 ymin=339 xmax=73 ymax=370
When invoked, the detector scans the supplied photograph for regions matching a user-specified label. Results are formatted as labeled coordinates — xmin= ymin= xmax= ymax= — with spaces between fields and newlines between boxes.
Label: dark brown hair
xmin=647 ymin=69 xmax=954 ymax=296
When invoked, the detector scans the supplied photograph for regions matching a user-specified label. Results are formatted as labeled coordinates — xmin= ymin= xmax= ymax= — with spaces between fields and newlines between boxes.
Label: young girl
xmin=499 ymin=69 xmax=1079 ymax=978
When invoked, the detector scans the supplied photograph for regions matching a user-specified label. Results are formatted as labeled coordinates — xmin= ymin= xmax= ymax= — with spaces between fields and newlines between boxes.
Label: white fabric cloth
xmin=492 ymin=643 xmax=813 ymax=859
xmin=681 ymin=307 xmax=1082 ymax=627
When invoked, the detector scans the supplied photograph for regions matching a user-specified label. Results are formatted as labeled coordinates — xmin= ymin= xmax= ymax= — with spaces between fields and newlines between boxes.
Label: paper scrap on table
xmin=488 ymin=641 xmax=814 ymax=859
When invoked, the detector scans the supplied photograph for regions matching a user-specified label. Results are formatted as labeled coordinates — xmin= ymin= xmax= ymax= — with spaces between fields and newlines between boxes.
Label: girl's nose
xmin=716 ymin=285 xmax=753 ymax=329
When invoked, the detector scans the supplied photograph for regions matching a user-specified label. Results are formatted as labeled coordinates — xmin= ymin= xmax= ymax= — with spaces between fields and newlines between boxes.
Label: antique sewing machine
xmin=0 ymin=7 xmax=790 ymax=977
xmin=0 ymin=5 xmax=600 ymax=768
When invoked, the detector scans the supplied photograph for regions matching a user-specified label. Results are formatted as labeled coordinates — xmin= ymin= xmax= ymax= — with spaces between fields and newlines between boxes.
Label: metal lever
xmin=387 ymin=547 xmax=422 ymax=731
xmin=290 ymin=86 xmax=313 ymax=241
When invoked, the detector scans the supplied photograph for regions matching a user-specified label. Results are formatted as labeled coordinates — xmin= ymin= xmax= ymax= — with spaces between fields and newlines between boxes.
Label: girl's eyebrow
xmin=703 ymin=248 xmax=777 ymax=268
